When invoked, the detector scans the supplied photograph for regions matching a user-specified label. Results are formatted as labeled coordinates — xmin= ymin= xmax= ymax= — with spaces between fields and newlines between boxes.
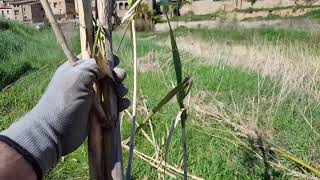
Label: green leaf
xmin=134 ymin=76 xmax=191 ymax=134
xmin=166 ymin=13 xmax=185 ymax=107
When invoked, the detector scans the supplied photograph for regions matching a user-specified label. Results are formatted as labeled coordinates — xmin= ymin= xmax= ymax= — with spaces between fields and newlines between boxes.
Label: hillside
xmin=0 ymin=19 xmax=78 ymax=90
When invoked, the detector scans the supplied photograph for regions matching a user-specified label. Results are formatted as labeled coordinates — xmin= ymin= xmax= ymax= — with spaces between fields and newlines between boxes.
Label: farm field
xmin=1 ymin=17 xmax=320 ymax=179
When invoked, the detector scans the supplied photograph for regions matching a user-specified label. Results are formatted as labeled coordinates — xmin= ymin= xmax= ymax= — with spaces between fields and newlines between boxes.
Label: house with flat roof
xmin=1 ymin=0 xmax=76 ymax=23
xmin=8 ymin=0 xmax=45 ymax=22
xmin=0 ymin=5 xmax=13 ymax=20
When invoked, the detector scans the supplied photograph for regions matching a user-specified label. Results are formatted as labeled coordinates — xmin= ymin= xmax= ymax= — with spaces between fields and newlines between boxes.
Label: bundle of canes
xmin=39 ymin=0 xmax=123 ymax=179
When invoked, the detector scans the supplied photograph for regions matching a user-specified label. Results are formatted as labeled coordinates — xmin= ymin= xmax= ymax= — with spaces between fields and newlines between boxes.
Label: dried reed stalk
xmin=40 ymin=0 xmax=117 ymax=178
xmin=76 ymin=0 xmax=124 ymax=178
xmin=95 ymin=0 xmax=124 ymax=178
xmin=122 ymin=144 xmax=204 ymax=180
xmin=76 ymin=0 xmax=103 ymax=179
xmin=126 ymin=17 xmax=138 ymax=179
xmin=39 ymin=0 xmax=77 ymax=63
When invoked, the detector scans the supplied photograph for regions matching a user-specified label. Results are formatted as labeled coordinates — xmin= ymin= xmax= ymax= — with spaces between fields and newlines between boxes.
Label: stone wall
xmin=180 ymin=0 xmax=320 ymax=16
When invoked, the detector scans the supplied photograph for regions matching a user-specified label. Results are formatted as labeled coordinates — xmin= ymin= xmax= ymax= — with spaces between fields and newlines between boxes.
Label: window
xmin=23 ymin=7 xmax=25 ymax=12
xmin=125 ymin=3 xmax=128 ymax=9
xmin=1 ymin=11 xmax=3 ymax=15
xmin=119 ymin=2 xmax=123 ymax=9
xmin=14 ymin=10 xmax=19 ymax=15
xmin=7 ymin=10 xmax=9 ymax=14
xmin=53 ymin=2 xmax=57 ymax=8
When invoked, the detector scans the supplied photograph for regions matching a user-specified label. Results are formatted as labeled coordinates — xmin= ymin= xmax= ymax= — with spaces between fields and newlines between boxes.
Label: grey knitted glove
xmin=0 ymin=58 xmax=129 ymax=178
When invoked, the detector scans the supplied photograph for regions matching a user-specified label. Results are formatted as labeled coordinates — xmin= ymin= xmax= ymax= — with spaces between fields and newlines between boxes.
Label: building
xmin=74 ymin=0 xmax=130 ymax=18
xmin=22 ymin=2 xmax=45 ymax=23
xmin=8 ymin=0 xmax=45 ymax=23
xmin=49 ymin=0 xmax=76 ymax=19
xmin=0 ymin=0 xmax=76 ymax=23
xmin=115 ymin=0 xmax=153 ymax=17
xmin=0 ymin=5 xmax=13 ymax=20
xmin=74 ymin=0 xmax=153 ymax=18
xmin=115 ymin=0 xmax=129 ymax=17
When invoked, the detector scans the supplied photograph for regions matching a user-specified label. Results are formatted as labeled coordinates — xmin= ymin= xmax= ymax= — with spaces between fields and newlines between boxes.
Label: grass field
xmin=1 ymin=18 xmax=320 ymax=179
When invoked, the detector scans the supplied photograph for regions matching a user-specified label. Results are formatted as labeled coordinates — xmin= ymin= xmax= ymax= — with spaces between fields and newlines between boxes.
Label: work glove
xmin=0 ymin=58 xmax=130 ymax=179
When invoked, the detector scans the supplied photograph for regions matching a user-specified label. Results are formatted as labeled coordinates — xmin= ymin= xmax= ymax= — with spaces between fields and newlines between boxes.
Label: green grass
xmin=0 ymin=19 xmax=73 ymax=89
xmin=241 ymin=14 xmax=284 ymax=21
xmin=0 ymin=19 xmax=79 ymax=128
xmin=1 ymin=20 xmax=320 ymax=179
xmin=145 ymin=26 xmax=320 ymax=48
xmin=302 ymin=8 xmax=320 ymax=18
xmin=163 ymin=12 xmax=221 ymax=22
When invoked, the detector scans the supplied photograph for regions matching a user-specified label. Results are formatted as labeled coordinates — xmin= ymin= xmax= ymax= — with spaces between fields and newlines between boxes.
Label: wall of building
xmin=48 ymin=0 xmax=75 ymax=19
xmin=30 ymin=3 xmax=45 ymax=23
xmin=116 ymin=0 xmax=129 ymax=17
xmin=180 ymin=0 xmax=320 ymax=16
xmin=22 ymin=3 xmax=32 ymax=21
xmin=49 ymin=0 xmax=66 ymax=18
xmin=0 ymin=8 xmax=13 ymax=19
xmin=1 ymin=0 xmax=75 ymax=23
xmin=11 ymin=3 xmax=23 ymax=21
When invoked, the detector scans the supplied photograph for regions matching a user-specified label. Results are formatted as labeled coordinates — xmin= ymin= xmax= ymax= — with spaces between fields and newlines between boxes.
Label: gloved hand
xmin=0 ymin=58 xmax=130 ymax=178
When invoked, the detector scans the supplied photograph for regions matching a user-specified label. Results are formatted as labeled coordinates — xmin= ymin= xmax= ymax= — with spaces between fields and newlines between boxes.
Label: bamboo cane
xmin=95 ymin=0 xmax=124 ymax=178
xmin=40 ymin=0 xmax=121 ymax=178
xmin=77 ymin=0 xmax=123 ymax=178
xmin=76 ymin=0 xmax=105 ymax=179
xmin=39 ymin=0 xmax=77 ymax=63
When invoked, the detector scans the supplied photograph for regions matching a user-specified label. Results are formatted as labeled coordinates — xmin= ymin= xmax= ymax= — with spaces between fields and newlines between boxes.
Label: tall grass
xmin=0 ymin=19 xmax=73 ymax=89
xmin=155 ymin=26 xmax=320 ymax=177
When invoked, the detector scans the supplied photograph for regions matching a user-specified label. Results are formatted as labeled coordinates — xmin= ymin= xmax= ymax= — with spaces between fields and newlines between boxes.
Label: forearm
xmin=0 ymin=141 xmax=36 ymax=180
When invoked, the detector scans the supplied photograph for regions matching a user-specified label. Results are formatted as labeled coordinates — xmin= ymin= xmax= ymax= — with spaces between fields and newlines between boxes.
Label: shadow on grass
xmin=242 ymin=135 xmax=283 ymax=180
xmin=0 ymin=62 xmax=34 ymax=90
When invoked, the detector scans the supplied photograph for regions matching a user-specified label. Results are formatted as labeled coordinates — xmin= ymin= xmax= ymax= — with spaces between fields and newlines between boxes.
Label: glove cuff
xmin=0 ymin=135 xmax=43 ymax=180
xmin=0 ymin=110 xmax=60 ymax=177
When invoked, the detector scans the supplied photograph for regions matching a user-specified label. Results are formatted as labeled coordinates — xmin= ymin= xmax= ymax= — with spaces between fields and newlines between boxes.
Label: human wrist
xmin=0 ymin=137 xmax=40 ymax=180
xmin=0 ymin=109 xmax=60 ymax=177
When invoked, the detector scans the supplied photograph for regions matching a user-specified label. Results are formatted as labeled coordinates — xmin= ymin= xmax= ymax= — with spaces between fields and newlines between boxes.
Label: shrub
xmin=0 ymin=20 xmax=9 ymax=30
